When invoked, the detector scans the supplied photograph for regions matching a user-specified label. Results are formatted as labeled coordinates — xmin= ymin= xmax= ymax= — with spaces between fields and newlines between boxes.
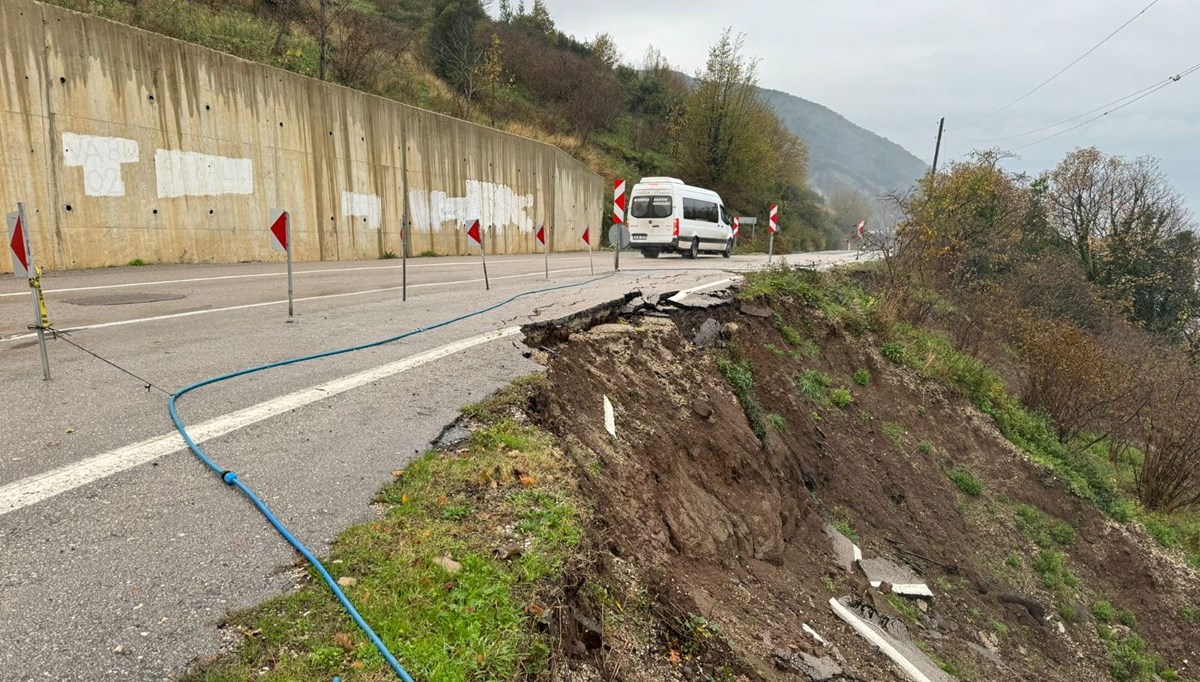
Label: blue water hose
xmin=168 ymin=273 xmax=614 ymax=680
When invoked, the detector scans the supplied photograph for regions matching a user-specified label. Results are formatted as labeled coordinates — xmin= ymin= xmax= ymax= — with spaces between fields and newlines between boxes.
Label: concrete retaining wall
xmin=0 ymin=0 xmax=603 ymax=273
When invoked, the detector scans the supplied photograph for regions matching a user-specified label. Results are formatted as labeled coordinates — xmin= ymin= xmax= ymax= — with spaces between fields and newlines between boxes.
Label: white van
xmin=626 ymin=177 xmax=734 ymax=259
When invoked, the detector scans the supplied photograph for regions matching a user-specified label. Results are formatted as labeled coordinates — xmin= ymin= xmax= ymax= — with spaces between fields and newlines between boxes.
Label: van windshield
xmin=631 ymin=195 xmax=672 ymax=219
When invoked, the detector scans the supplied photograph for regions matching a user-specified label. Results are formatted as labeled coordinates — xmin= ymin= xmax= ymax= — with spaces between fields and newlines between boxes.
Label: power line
xmin=962 ymin=0 xmax=1162 ymax=127
xmin=1008 ymin=62 xmax=1200 ymax=151
xmin=956 ymin=76 xmax=1174 ymax=143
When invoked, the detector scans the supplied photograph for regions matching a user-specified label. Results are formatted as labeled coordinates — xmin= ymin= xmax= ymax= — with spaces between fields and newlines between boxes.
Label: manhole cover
xmin=64 ymin=292 xmax=186 ymax=306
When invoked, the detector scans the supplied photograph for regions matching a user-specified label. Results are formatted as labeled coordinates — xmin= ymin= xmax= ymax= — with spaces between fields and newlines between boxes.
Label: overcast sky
xmin=534 ymin=0 xmax=1199 ymax=212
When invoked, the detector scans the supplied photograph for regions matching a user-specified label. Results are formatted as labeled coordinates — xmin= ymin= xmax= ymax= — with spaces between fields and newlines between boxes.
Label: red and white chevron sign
xmin=769 ymin=204 xmax=779 ymax=234
xmin=613 ymin=179 xmax=626 ymax=224
xmin=732 ymin=216 xmax=739 ymax=238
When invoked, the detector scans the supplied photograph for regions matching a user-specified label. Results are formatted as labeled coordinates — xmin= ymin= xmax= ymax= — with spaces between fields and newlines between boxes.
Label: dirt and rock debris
xmin=516 ymin=281 xmax=1200 ymax=682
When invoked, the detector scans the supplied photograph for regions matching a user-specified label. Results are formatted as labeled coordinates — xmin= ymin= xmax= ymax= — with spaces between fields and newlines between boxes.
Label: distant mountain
xmin=759 ymin=87 xmax=929 ymax=200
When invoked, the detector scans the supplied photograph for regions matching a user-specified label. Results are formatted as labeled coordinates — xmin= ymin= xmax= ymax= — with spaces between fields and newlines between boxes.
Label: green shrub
xmin=1093 ymin=600 xmax=1115 ymax=622
xmin=127 ymin=258 xmax=147 ymax=266
xmin=1180 ymin=606 xmax=1198 ymax=623
xmin=945 ymin=466 xmax=982 ymax=496
xmin=881 ymin=342 xmax=906 ymax=364
xmin=853 ymin=369 xmax=871 ymax=386
xmin=1059 ymin=603 xmax=1081 ymax=624
xmin=1033 ymin=550 xmax=1078 ymax=592
xmin=1117 ymin=608 xmax=1137 ymax=628
xmin=830 ymin=387 xmax=853 ymax=408
xmin=918 ymin=440 xmax=934 ymax=455
xmin=1050 ymin=523 xmax=1077 ymax=546
xmin=381 ymin=250 xmax=399 ymax=259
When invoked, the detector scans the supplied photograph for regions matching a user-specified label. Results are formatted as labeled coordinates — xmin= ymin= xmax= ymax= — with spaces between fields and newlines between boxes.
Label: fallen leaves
xmin=336 ymin=576 xmax=357 ymax=587
xmin=333 ymin=632 xmax=355 ymax=652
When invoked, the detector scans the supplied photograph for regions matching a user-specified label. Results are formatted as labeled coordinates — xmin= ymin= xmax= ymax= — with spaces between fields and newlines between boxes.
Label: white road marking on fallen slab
xmin=0 ymin=326 xmax=521 ymax=516
xmin=603 ymin=395 xmax=616 ymax=437
xmin=1 ymin=268 xmax=591 ymax=342
xmin=829 ymin=597 xmax=934 ymax=682
xmin=667 ymin=277 xmax=738 ymax=303
xmin=0 ymin=258 xmax=560 ymax=299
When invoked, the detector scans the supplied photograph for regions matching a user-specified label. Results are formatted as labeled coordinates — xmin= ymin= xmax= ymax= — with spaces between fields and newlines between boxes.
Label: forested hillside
xmin=761 ymin=86 xmax=928 ymax=199
xmin=45 ymin=0 xmax=917 ymax=251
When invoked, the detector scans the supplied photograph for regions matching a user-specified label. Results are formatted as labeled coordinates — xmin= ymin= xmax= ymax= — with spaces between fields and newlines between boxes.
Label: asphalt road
xmin=0 ymin=249 xmax=864 ymax=681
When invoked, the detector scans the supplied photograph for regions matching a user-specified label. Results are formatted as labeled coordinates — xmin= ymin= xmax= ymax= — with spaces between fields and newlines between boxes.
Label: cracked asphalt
xmin=0 ymin=250 xmax=863 ymax=681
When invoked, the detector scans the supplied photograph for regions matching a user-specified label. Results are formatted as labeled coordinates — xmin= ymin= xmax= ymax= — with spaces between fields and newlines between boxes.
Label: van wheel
xmin=683 ymin=238 xmax=698 ymax=259
xmin=642 ymin=249 xmax=659 ymax=259
xmin=722 ymin=239 xmax=733 ymax=258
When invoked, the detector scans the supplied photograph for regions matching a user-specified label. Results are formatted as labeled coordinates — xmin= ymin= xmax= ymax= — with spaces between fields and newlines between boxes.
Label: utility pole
xmin=930 ymin=117 xmax=945 ymax=177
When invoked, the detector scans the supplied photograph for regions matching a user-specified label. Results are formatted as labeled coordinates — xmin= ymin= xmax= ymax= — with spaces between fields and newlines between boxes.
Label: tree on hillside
xmin=429 ymin=0 xmax=488 ymax=116
xmin=1045 ymin=148 xmax=1200 ymax=338
xmin=829 ymin=187 xmax=876 ymax=241
xmin=527 ymin=0 xmax=554 ymax=38
xmin=676 ymin=29 xmax=806 ymax=215
xmin=478 ymin=32 xmax=506 ymax=125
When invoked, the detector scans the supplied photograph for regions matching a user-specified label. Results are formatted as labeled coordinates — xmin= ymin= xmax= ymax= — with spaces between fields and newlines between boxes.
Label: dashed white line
xmin=0 ymin=326 xmax=521 ymax=516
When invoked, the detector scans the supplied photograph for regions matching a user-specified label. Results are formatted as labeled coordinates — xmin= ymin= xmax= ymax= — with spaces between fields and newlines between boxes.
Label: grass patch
xmin=1032 ymin=549 xmax=1078 ymax=593
xmin=1015 ymin=504 xmax=1075 ymax=548
xmin=882 ymin=422 xmax=906 ymax=452
xmin=767 ymin=413 xmax=787 ymax=436
xmin=944 ymin=466 xmax=983 ymax=497
xmin=417 ymin=249 xmax=438 ymax=257
xmin=829 ymin=387 xmax=853 ymax=409
xmin=127 ymin=258 xmax=147 ymax=266
xmin=1093 ymin=600 xmax=1115 ymax=623
xmin=716 ymin=357 xmax=767 ymax=444
xmin=831 ymin=507 xmax=861 ymax=545
xmin=918 ymin=440 xmax=934 ymax=455
xmin=184 ymin=380 xmax=578 ymax=681
xmin=852 ymin=368 xmax=871 ymax=386
xmin=793 ymin=369 xmax=832 ymax=402
xmin=381 ymin=250 xmax=399 ymax=259
xmin=887 ymin=594 xmax=920 ymax=624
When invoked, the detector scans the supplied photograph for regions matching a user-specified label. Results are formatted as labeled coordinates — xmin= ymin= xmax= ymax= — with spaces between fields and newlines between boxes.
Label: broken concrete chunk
xmin=692 ymin=318 xmax=723 ymax=348
xmin=824 ymin=523 xmax=863 ymax=572
xmin=739 ymin=301 xmax=774 ymax=318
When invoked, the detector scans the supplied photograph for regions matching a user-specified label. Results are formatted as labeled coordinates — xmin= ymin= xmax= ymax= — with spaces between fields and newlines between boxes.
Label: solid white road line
xmin=1 ymin=267 xmax=592 ymax=342
xmin=0 ymin=257 xmax=565 ymax=299
xmin=667 ymin=277 xmax=740 ymax=303
xmin=0 ymin=326 xmax=522 ymax=516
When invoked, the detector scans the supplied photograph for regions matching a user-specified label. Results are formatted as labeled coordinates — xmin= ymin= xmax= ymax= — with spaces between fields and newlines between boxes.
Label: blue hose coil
xmin=168 ymin=273 xmax=613 ymax=680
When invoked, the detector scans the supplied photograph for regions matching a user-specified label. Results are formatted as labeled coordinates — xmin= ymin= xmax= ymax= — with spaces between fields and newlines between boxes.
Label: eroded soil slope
xmin=530 ymin=290 xmax=1200 ymax=682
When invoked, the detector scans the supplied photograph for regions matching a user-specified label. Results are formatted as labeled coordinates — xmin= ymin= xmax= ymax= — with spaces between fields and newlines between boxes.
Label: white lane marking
xmin=1 ymin=267 xmax=592 ymax=342
xmin=828 ymin=597 xmax=934 ymax=682
xmin=0 ymin=327 xmax=521 ymax=516
xmin=667 ymin=277 xmax=739 ymax=303
xmin=0 ymin=258 xmax=559 ymax=299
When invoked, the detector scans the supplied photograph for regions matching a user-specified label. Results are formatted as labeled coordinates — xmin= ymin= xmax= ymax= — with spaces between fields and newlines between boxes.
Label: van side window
xmin=631 ymin=196 xmax=672 ymax=219
xmin=683 ymin=197 xmax=719 ymax=223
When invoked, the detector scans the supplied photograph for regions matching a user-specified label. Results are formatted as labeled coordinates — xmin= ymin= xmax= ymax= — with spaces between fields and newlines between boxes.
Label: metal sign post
xmin=768 ymin=204 xmax=779 ymax=265
xmin=268 ymin=209 xmax=293 ymax=319
xmin=537 ymin=224 xmax=549 ymax=280
xmin=467 ymin=219 xmax=489 ymax=290
xmin=613 ymin=179 xmax=626 ymax=272
xmin=8 ymin=203 xmax=50 ymax=380
xmin=401 ymin=215 xmax=408 ymax=302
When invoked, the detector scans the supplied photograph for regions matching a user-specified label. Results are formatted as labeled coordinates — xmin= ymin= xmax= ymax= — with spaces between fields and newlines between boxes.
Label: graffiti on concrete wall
xmin=62 ymin=132 xmax=139 ymax=197
xmin=408 ymin=180 xmax=534 ymax=232
xmin=155 ymin=150 xmax=253 ymax=199
xmin=341 ymin=191 xmax=382 ymax=230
